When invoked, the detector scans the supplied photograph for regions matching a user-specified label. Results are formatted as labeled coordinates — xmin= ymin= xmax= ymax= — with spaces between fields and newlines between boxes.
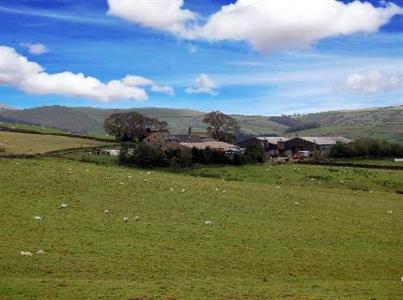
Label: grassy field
xmin=185 ymin=163 xmax=403 ymax=193
xmin=0 ymin=122 xmax=64 ymax=134
xmin=0 ymin=157 xmax=402 ymax=299
xmin=334 ymin=158 xmax=403 ymax=167
xmin=0 ymin=131 xmax=112 ymax=155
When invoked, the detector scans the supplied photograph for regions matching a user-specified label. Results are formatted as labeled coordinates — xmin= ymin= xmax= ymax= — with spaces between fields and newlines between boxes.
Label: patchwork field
xmin=0 ymin=131 xmax=112 ymax=155
xmin=0 ymin=158 xmax=402 ymax=299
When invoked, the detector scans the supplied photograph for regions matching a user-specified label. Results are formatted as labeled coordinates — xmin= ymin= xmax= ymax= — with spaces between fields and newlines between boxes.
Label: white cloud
xmin=185 ymin=74 xmax=218 ymax=95
xmin=21 ymin=43 xmax=49 ymax=55
xmin=342 ymin=70 xmax=401 ymax=93
xmin=0 ymin=46 xmax=174 ymax=102
xmin=123 ymin=75 xmax=174 ymax=96
xmin=107 ymin=0 xmax=403 ymax=53
xmin=107 ymin=0 xmax=196 ymax=35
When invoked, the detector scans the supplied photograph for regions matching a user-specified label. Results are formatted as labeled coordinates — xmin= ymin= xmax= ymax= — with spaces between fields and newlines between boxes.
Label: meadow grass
xmin=185 ymin=163 xmax=403 ymax=194
xmin=0 ymin=132 xmax=112 ymax=155
xmin=0 ymin=122 xmax=64 ymax=134
xmin=0 ymin=157 xmax=402 ymax=299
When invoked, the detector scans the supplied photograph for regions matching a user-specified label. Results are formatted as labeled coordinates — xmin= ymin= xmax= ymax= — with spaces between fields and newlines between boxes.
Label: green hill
xmin=295 ymin=106 xmax=403 ymax=143
xmin=0 ymin=105 xmax=402 ymax=142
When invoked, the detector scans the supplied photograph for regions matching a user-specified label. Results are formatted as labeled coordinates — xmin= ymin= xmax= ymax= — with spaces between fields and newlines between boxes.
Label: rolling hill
xmin=0 ymin=105 xmax=402 ymax=142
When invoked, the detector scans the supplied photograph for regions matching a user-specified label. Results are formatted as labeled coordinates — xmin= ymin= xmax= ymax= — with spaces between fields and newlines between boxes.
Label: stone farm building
xmin=144 ymin=132 xmax=241 ymax=153
xmin=239 ymin=136 xmax=352 ymax=156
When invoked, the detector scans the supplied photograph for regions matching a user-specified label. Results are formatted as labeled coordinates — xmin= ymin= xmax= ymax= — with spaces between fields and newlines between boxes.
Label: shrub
xmin=119 ymin=143 xmax=168 ymax=167
xmin=244 ymin=145 xmax=267 ymax=163
xmin=329 ymin=138 xmax=403 ymax=158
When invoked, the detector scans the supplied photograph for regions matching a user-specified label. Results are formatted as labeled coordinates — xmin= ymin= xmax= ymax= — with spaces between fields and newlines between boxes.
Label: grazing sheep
xmin=169 ymin=188 xmax=174 ymax=191
xmin=20 ymin=251 xmax=33 ymax=257
xmin=59 ymin=203 xmax=67 ymax=209
xmin=215 ymin=188 xmax=219 ymax=191
xmin=387 ymin=210 xmax=393 ymax=214
xmin=120 ymin=182 xmax=125 ymax=185
xmin=104 ymin=209 xmax=109 ymax=214
xmin=33 ymin=216 xmax=42 ymax=220
xmin=401 ymin=276 xmax=403 ymax=282
xmin=181 ymin=189 xmax=186 ymax=193
xmin=134 ymin=216 xmax=140 ymax=221
xmin=147 ymin=171 xmax=151 ymax=175
xmin=276 ymin=186 xmax=280 ymax=189
xmin=128 ymin=175 xmax=132 ymax=179
xmin=123 ymin=217 xmax=129 ymax=223
xmin=205 ymin=220 xmax=213 ymax=225
xmin=294 ymin=202 xmax=299 ymax=206
xmin=36 ymin=250 xmax=45 ymax=256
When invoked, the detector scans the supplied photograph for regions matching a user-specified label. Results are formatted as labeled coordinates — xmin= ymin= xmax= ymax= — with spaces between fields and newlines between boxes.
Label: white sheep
xmin=59 ymin=203 xmax=67 ymax=209
xmin=123 ymin=217 xmax=129 ymax=223
xmin=33 ymin=216 xmax=42 ymax=220
xmin=205 ymin=220 xmax=213 ymax=225
xmin=215 ymin=188 xmax=219 ymax=191
xmin=20 ymin=251 xmax=33 ymax=257
xmin=387 ymin=210 xmax=393 ymax=214
xmin=181 ymin=189 xmax=186 ymax=193
xmin=134 ymin=216 xmax=140 ymax=221
xmin=104 ymin=209 xmax=109 ymax=214
xmin=169 ymin=188 xmax=174 ymax=191
xmin=36 ymin=250 xmax=45 ymax=256
xmin=294 ymin=202 xmax=299 ymax=206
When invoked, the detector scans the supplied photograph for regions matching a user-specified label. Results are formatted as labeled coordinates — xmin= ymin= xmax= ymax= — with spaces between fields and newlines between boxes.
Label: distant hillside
xmin=294 ymin=106 xmax=403 ymax=143
xmin=0 ymin=105 xmax=402 ymax=143
xmin=0 ymin=106 xmax=288 ymax=137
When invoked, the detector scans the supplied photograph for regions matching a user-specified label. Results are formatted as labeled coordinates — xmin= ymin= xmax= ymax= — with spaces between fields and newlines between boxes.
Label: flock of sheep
xmin=20 ymin=168 xmax=217 ymax=258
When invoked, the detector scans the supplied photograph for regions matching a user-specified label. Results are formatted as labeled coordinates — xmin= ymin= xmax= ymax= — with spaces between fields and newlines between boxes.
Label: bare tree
xmin=203 ymin=111 xmax=240 ymax=143
xmin=104 ymin=112 xmax=168 ymax=141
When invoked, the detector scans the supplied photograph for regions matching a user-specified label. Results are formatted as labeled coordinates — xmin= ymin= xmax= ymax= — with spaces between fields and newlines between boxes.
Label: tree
xmin=202 ymin=111 xmax=240 ymax=143
xmin=104 ymin=112 xmax=168 ymax=142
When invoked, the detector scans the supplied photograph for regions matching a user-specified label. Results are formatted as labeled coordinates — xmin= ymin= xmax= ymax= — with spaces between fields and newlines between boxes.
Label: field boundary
xmin=0 ymin=144 xmax=120 ymax=159
xmin=0 ymin=125 xmax=114 ymax=142
xmin=298 ymin=160 xmax=403 ymax=171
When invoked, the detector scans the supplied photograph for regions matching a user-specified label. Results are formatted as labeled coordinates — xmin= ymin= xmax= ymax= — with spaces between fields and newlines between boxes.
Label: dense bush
xmin=119 ymin=143 xmax=267 ymax=168
xmin=119 ymin=143 xmax=168 ymax=167
xmin=244 ymin=145 xmax=267 ymax=163
xmin=329 ymin=138 xmax=403 ymax=158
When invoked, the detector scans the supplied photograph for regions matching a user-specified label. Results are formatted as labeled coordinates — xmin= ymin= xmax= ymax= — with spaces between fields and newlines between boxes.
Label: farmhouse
xmin=144 ymin=132 xmax=241 ymax=153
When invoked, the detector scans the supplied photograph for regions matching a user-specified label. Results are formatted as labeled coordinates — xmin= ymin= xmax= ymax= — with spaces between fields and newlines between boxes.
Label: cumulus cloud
xmin=107 ymin=0 xmax=403 ymax=53
xmin=342 ymin=70 xmax=401 ymax=93
xmin=107 ymin=0 xmax=196 ymax=35
xmin=20 ymin=43 xmax=49 ymax=55
xmin=122 ymin=75 xmax=174 ymax=96
xmin=185 ymin=74 xmax=218 ymax=95
xmin=0 ymin=46 xmax=173 ymax=102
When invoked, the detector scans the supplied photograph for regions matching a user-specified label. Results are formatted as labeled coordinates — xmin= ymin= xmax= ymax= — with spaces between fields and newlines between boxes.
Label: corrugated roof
xmin=299 ymin=136 xmax=353 ymax=145
xmin=180 ymin=141 xmax=239 ymax=151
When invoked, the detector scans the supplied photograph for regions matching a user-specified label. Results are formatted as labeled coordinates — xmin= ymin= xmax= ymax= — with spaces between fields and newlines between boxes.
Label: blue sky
xmin=0 ymin=0 xmax=402 ymax=115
